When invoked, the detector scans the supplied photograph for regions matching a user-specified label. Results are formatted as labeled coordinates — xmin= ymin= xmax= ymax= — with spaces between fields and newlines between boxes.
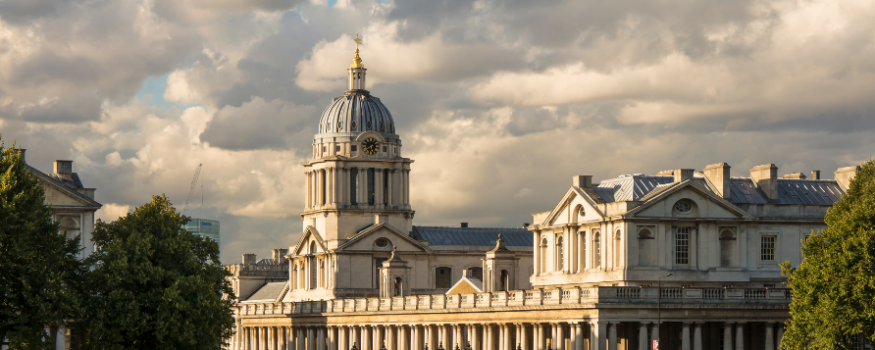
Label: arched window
xmin=720 ymin=229 xmax=736 ymax=267
xmin=500 ymin=270 xmax=509 ymax=292
xmin=594 ymin=232 xmax=601 ymax=268
xmin=320 ymin=170 xmax=327 ymax=205
xmin=540 ymin=238 xmax=548 ymax=273
xmin=556 ymin=236 xmax=564 ymax=271
xmin=394 ymin=277 xmax=402 ymax=296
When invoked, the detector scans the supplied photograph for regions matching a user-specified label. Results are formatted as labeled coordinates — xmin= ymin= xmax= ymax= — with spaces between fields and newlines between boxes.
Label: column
xmin=400 ymin=325 xmax=407 ymax=350
xmin=550 ymin=324 xmax=556 ymax=350
xmin=649 ymin=323 xmax=658 ymax=350
xmin=557 ymin=323 xmax=564 ymax=350
xmin=765 ymin=323 xmax=774 ymax=350
xmin=373 ymin=325 xmax=380 ymax=350
xmin=638 ymin=323 xmax=648 ymax=350
xmin=693 ymin=323 xmax=702 ymax=350
xmin=536 ymin=324 xmax=545 ymax=350
xmin=428 ymin=325 xmax=437 ymax=350
xmin=320 ymin=327 xmax=327 ymax=350
xmin=734 ymin=323 xmax=744 ymax=350
xmin=473 ymin=325 xmax=481 ymax=350
xmin=338 ymin=327 xmax=346 ymax=350
xmin=575 ymin=324 xmax=584 ymax=350
xmin=594 ymin=322 xmax=607 ymax=350
xmin=261 ymin=327 xmax=267 ymax=350
xmin=607 ymin=324 xmax=616 ymax=350
xmin=483 ymin=324 xmax=496 ymax=350
xmin=681 ymin=323 xmax=690 ymax=350
xmin=387 ymin=326 xmax=396 ymax=350
xmin=374 ymin=168 xmax=383 ymax=207
xmin=443 ymin=325 xmax=451 ymax=350
xmin=359 ymin=326 xmax=366 ymax=350
xmin=54 ymin=325 xmax=66 ymax=350
xmin=723 ymin=324 xmax=732 ymax=350
xmin=454 ymin=325 xmax=461 ymax=350
xmin=413 ymin=325 xmax=421 ymax=350
xmin=298 ymin=328 xmax=306 ymax=350
xmin=331 ymin=327 xmax=338 ymax=350
xmin=520 ymin=324 xmax=528 ymax=350
xmin=309 ymin=328 xmax=317 ymax=350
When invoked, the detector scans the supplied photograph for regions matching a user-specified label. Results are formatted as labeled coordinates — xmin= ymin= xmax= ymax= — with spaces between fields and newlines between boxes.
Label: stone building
xmin=225 ymin=41 xmax=860 ymax=350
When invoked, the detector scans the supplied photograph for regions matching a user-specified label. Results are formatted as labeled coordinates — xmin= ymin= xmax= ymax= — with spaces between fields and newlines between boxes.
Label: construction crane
xmin=181 ymin=163 xmax=202 ymax=213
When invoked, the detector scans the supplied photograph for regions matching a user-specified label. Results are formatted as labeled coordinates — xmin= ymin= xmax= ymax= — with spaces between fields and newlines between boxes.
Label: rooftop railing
xmin=238 ymin=286 xmax=791 ymax=317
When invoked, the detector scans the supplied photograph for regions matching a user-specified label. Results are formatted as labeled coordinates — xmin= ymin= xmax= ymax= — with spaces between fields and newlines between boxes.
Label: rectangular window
xmin=382 ymin=146 xmax=387 ymax=153
xmin=351 ymin=145 xmax=358 ymax=152
xmin=762 ymin=235 xmax=776 ymax=261
xmin=675 ymin=227 xmax=690 ymax=265
xmin=336 ymin=145 xmax=341 ymax=152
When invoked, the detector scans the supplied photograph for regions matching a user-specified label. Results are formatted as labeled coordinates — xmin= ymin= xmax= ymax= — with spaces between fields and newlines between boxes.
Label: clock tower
xmin=301 ymin=36 xmax=414 ymax=250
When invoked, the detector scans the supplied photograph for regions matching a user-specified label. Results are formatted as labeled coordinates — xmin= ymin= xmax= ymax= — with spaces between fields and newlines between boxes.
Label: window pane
xmin=761 ymin=235 xmax=776 ymax=261
xmin=676 ymin=227 xmax=690 ymax=265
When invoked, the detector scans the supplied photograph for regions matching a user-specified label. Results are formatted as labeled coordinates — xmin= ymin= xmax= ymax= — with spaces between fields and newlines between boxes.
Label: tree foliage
xmin=82 ymin=194 xmax=236 ymax=350
xmin=781 ymin=159 xmax=875 ymax=350
xmin=0 ymin=138 xmax=86 ymax=349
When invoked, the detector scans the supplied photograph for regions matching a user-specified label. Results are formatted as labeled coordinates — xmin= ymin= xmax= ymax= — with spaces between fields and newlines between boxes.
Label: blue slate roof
xmin=411 ymin=226 xmax=531 ymax=247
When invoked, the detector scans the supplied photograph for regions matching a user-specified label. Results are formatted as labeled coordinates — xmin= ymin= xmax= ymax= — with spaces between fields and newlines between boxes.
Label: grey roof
xmin=728 ymin=178 xmax=844 ymax=205
xmin=411 ymin=226 xmax=531 ymax=247
xmin=255 ymin=258 xmax=278 ymax=265
xmin=316 ymin=91 xmax=397 ymax=140
xmin=592 ymin=175 xmax=675 ymax=202
xmin=244 ymin=282 xmax=286 ymax=302
xmin=586 ymin=172 xmax=843 ymax=207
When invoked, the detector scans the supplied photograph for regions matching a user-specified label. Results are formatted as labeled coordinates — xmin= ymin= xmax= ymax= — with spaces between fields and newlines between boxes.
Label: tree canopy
xmin=781 ymin=159 xmax=875 ymax=350
xmin=82 ymin=194 xmax=236 ymax=350
xmin=0 ymin=138 xmax=86 ymax=349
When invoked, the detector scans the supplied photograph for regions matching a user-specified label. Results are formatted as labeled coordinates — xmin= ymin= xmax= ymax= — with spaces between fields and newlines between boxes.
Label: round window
xmin=674 ymin=200 xmax=692 ymax=213
xmin=375 ymin=238 xmax=390 ymax=248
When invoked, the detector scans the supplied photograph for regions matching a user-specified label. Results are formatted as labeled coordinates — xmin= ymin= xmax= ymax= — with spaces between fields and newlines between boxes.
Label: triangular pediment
xmin=541 ymin=187 xmax=606 ymax=227
xmin=626 ymin=181 xmax=753 ymax=219
xmin=291 ymin=226 xmax=328 ymax=256
xmin=336 ymin=223 xmax=432 ymax=253
xmin=26 ymin=165 xmax=101 ymax=209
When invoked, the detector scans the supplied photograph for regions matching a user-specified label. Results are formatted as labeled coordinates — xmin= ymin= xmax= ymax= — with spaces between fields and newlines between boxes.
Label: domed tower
xmin=302 ymin=35 xmax=414 ymax=247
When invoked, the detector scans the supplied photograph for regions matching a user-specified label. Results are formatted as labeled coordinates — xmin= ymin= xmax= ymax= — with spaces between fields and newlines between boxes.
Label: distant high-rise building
xmin=184 ymin=218 xmax=220 ymax=249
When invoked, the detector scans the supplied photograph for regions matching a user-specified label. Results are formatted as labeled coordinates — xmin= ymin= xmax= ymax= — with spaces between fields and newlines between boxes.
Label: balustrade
xmin=236 ymin=286 xmax=793 ymax=316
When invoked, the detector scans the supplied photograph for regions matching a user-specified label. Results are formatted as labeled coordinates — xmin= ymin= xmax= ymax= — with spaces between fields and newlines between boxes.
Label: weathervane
xmin=351 ymin=33 xmax=364 ymax=69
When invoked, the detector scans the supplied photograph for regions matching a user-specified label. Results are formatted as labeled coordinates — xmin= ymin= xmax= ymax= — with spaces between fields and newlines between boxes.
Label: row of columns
xmin=230 ymin=322 xmax=785 ymax=350
xmin=305 ymin=167 xmax=410 ymax=210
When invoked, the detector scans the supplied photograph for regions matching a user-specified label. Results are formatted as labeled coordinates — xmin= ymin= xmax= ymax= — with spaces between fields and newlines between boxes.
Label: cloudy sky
xmin=2 ymin=0 xmax=873 ymax=264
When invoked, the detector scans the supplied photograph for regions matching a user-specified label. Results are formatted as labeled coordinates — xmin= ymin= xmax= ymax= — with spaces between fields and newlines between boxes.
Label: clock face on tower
xmin=361 ymin=138 xmax=379 ymax=155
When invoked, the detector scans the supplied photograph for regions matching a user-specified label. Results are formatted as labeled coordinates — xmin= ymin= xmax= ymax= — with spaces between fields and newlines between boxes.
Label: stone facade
xmin=225 ymin=44 xmax=860 ymax=350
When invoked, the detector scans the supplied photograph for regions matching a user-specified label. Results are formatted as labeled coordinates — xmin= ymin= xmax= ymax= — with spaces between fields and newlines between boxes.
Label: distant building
xmin=185 ymin=218 xmax=221 ymax=248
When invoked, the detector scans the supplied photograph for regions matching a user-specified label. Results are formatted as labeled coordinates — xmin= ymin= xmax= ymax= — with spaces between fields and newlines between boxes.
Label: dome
xmin=316 ymin=90 xmax=396 ymax=138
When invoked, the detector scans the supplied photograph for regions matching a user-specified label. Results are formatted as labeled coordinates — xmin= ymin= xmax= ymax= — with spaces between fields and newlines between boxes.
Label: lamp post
xmin=656 ymin=273 xmax=672 ymax=349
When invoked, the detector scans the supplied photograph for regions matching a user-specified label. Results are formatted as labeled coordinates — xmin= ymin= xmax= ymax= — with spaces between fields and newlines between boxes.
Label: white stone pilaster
xmin=693 ymin=323 xmax=702 ymax=350
xmin=681 ymin=324 xmax=690 ymax=350
xmin=735 ymin=323 xmax=744 ymax=350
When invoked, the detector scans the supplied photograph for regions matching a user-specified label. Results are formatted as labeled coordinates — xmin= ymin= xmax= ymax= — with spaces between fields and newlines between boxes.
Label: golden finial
xmin=351 ymin=33 xmax=364 ymax=69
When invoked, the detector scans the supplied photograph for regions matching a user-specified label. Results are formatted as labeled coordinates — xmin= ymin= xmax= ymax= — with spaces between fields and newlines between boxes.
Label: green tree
xmin=82 ymin=194 xmax=235 ymax=350
xmin=0 ymin=138 xmax=86 ymax=349
xmin=781 ymin=159 xmax=875 ymax=350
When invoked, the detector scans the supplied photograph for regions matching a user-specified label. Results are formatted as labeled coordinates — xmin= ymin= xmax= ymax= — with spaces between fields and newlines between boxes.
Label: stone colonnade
xmin=229 ymin=321 xmax=785 ymax=350
xmin=305 ymin=166 xmax=410 ymax=210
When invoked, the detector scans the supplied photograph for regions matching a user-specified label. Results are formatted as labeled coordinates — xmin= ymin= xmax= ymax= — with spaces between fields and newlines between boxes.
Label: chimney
xmin=673 ymin=169 xmax=695 ymax=183
xmin=703 ymin=163 xmax=731 ymax=199
xmin=835 ymin=165 xmax=861 ymax=191
xmin=461 ymin=222 xmax=468 ymax=228
xmin=811 ymin=170 xmax=821 ymax=180
xmin=242 ymin=253 xmax=256 ymax=265
xmin=54 ymin=160 xmax=73 ymax=175
xmin=781 ymin=172 xmax=807 ymax=180
xmin=572 ymin=175 xmax=593 ymax=188
xmin=271 ymin=248 xmax=288 ymax=264
xmin=751 ymin=164 xmax=779 ymax=200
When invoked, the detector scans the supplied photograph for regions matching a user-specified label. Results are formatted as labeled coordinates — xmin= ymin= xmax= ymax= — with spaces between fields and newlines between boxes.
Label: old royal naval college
xmin=224 ymin=37 xmax=861 ymax=350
